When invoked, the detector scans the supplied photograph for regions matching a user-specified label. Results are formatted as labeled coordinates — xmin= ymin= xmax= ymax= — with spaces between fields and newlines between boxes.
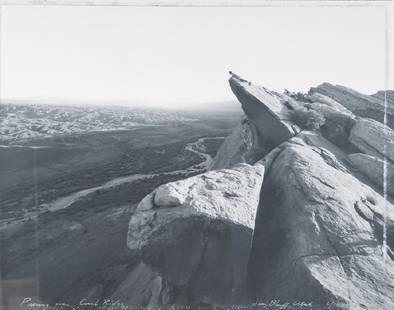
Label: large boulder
xmin=349 ymin=118 xmax=394 ymax=162
xmin=127 ymin=162 xmax=265 ymax=306
xmin=249 ymin=132 xmax=394 ymax=309
xmin=348 ymin=153 xmax=394 ymax=197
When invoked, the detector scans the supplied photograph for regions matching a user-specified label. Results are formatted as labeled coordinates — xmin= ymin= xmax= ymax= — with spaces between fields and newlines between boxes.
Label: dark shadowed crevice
xmin=246 ymin=144 xmax=288 ymax=303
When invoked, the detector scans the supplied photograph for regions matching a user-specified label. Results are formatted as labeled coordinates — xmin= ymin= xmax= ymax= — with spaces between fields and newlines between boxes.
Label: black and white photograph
xmin=1 ymin=1 xmax=394 ymax=309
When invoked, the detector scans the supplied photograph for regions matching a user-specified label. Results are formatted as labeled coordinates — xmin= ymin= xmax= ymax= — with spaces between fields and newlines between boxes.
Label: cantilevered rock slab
xmin=229 ymin=74 xmax=299 ymax=153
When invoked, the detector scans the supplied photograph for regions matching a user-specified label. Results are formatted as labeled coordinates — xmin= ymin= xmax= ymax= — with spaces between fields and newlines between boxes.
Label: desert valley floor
xmin=0 ymin=105 xmax=240 ymax=307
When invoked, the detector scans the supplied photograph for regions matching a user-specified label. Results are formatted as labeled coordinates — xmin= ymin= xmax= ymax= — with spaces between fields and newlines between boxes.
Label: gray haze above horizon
xmin=1 ymin=5 xmax=393 ymax=109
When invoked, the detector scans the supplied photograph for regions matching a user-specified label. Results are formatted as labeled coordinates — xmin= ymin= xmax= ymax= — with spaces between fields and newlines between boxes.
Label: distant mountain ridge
xmin=0 ymin=102 xmax=197 ymax=144
xmin=0 ymin=97 xmax=241 ymax=112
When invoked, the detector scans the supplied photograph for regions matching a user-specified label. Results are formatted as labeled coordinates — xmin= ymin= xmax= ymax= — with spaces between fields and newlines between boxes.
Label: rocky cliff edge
xmin=125 ymin=74 xmax=394 ymax=309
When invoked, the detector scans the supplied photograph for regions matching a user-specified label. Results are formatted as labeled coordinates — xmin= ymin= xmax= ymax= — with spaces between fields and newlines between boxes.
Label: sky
xmin=0 ymin=5 xmax=393 ymax=108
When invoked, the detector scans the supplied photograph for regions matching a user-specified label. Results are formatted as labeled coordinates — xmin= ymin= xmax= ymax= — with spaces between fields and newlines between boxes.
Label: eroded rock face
xmin=110 ymin=262 xmax=174 ymax=309
xmin=309 ymin=92 xmax=354 ymax=115
xmin=306 ymin=102 xmax=357 ymax=151
xmin=209 ymin=118 xmax=264 ymax=170
xmin=127 ymin=162 xmax=265 ymax=306
xmin=349 ymin=118 xmax=394 ymax=162
xmin=310 ymin=83 xmax=394 ymax=128
xmin=125 ymin=74 xmax=394 ymax=309
xmin=249 ymin=133 xmax=394 ymax=309
xmin=373 ymin=90 xmax=394 ymax=105
xmin=229 ymin=75 xmax=299 ymax=154
xmin=210 ymin=75 xmax=301 ymax=170
xmin=348 ymin=153 xmax=394 ymax=196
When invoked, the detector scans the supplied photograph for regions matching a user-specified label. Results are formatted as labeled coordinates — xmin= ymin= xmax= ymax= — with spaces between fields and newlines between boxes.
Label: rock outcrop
xmin=126 ymin=73 xmax=394 ymax=309
xmin=211 ymin=75 xmax=300 ymax=170
xmin=373 ymin=90 xmax=394 ymax=105
xmin=249 ymin=132 xmax=394 ymax=309
xmin=307 ymin=100 xmax=357 ymax=151
xmin=228 ymin=75 xmax=299 ymax=158
xmin=127 ymin=162 xmax=265 ymax=306
xmin=209 ymin=118 xmax=261 ymax=170
xmin=349 ymin=118 xmax=394 ymax=162
xmin=348 ymin=153 xmax=394 ymax=196
xmin=109 ymin=262 xmax=171 ymax=309
xmin=310 ymin=83 xmax=394 ymax=129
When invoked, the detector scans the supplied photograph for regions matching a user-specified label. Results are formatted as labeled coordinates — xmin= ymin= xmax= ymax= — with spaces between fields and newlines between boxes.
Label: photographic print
xmin=1 ymin=1 xmax=393 ymax=309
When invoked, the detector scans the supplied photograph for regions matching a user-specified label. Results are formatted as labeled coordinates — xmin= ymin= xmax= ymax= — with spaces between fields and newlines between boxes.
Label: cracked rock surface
xmin=249 ymin=133 xmax=394 ymax=309
xmin=125 ymin=74 xmax=394 ymax=309
xmin=310 ymin=82 xmax=394 ymax=129
xmin=349 ymin=118 xmax=394 ymax=162
xmin=348 ymin=153 xmax=394 ymax=197
xmin=127 ymin=162 xmax=265 ymax=306
xmin=209 ymin=118 xmax=264 ymax=170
